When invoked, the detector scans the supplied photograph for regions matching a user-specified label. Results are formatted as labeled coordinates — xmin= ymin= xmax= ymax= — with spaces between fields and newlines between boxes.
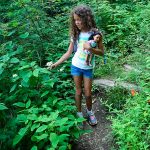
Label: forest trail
xmin=72 ymin=65 xmax=138 ymax=149
xmin=72 ymin=91 xmax=114 ymax=150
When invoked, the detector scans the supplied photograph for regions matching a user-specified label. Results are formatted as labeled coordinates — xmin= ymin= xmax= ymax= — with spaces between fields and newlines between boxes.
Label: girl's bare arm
xmin=51 ymin=42 xmax=74 ymax=68
xmin=83 ymin=36 xmax=104 ymax=56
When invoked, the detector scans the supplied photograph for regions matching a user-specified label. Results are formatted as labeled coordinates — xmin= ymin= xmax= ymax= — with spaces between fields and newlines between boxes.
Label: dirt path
xmin=72 ymin=91 xmax=114 ymax=150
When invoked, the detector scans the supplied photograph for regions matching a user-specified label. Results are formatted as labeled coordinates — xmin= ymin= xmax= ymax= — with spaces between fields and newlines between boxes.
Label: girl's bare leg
xmin=73 ymin=76 xmax=83 ymax=112
xmin=83 ymin=77 xmax=92 ymax=110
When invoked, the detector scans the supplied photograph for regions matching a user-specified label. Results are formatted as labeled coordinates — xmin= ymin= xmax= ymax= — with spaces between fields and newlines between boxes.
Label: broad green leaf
xmin=18 ymin=127 xmax=28 ymax=136
xmin=26 ymin=100 xmax=31 ymax=108
xmin=73 ymin=131 xmax=80 ymax=139
xmin=10 ymin=58 xmax=19 ymax=63
xmin=0 ymin=63 xmax=4 ymax=75
xmin=59 ymin=134 xmax=69 ymax=143
xmin=13 ymin=135 xmax=22 ymax=146
xmin=41 ymin=91 xmax=49 ymax=97
xmin=31 ymin=146 xmax=37 ymax=150
xmin=10 ymin=84 xmax=17 ymax=93
xmin=2 ymin=54 xmax=10 ymax=62
xmin=21 ymin=80 xmax=29 ymax=87
xmin=56 ymin=118 xmax=68 ymax=126
xmin=59 ymin=125 xmax=70 ymax=132
xmin=35 ymin=133 xmax=48 ymax=141
xmin=53 ymin=98 xmax=58 ymax=105
xmin=19 ymin=32 xmax=29 ymax=39
xmin=50 ymin=133 xmax=59 ymax=148
xmin=0 ymin=103 xmax=8 ymax=110
xmin=17 ymin=114 xmax=27 ymax=122
xmin=6 ymin=41 xmax=14 ymax=50
xmin=13 ymin=125 xmax=29 ymax=146
xmin=36 ymin=125 xmax=47 ymax=133
xmin=77 ymin=117 xmax=85 ymax=122
xmin=22 ymin=0 xmax=31 ymax=3
xmin=49 ymin=148 xmax=55 ymax=150
xmin=7 ymin=30 xmax=16 ymax=36
xmin=33 ymin=69 xmax=39 ymax=77
xmin=16 ymin=45 xmax=23 ymax=53
xmin=13 ymin=102 xmax=25 ymax=107
xmin=19 ymin=65 xmax=30 ymax=70
xmin=21 ymin=70 xmax=32 ymax=82
xmin=50 ymin=111 xmax=59 ymax=121
xmin=58 ymin=146 xmax=67 ymax=150
xmin=37 ymin=115 xmax=51 ymax=122
xmin=31 ymin=123 xmax=40 ymax=131
xmin=27 ymin=114 xmax=38 ymax=121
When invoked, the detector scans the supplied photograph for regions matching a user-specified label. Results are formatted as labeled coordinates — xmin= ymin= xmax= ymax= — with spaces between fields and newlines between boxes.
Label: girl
xmin=48 ymin=5 xmax=104 ymax=126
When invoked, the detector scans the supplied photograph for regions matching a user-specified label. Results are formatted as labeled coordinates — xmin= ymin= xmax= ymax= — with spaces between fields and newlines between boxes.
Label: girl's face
xmin=93 ymin=34 xmax=100 ymax=42
xmin=73 ymin=14 xmax=84 ymax=31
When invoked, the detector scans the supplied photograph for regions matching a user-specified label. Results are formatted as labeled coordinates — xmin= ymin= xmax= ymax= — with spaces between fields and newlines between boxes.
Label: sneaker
xmin=86 ymin=110 xmax=97 ymax=126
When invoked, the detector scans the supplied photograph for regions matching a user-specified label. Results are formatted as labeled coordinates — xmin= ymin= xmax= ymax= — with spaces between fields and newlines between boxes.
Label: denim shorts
xmin=71 ymin=65 xmax=93 ymax=79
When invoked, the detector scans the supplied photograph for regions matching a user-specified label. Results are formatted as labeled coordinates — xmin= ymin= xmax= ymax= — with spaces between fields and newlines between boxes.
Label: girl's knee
xmin=75 ymin=88 xmax=82 ymax=96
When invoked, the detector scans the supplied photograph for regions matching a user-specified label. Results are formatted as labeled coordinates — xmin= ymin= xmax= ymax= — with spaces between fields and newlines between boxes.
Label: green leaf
xmin=31 ymin=146 xmax=37 ymax=150
xmin=56 ymin=118 xmax=68 ymax=126
xmin=73 ymin=131 xmax=80 ymax=139
xmin=10 ymin=84 xmax=17 ymax=93
xmin=20 ymin=70 xmax=32 ymax=83
xmin=13 ymin=102 xmax=25 ymax=107
xmin=35 ymin=133 xmax=48 ymax=141
xmin=33 ymin=69 xmax=39 ymax=77
xmin=59 ymin=134 xmax=69 ymax=143
xmin=19 ymin=32 xmax=29 ymax=39
xmin=77 ymin=117 xmax=85 ymax=122
xmin=31 ymin=123 xmax=40 ymax=131
xmin=2 ymin=54 xmax=10 ymax=62
xmin=0 ymin=103 xmax=8 ymax=110
xmin=50 ymin=111 xmax=59 ymax=121
xmin=13 ymin=124 xmax=30 ymax=146
xmin=0 ymin=67 xmax=4 ymax=75
xmin=36 ymin=125 xmax=47 ymax=133
xmin=10 ymin=58 xmax=19 ymax=63
xmin=18 ymin=127 xmax=28 ymax=136
xmin=26 ymin=100 xmax=31 ymax=108
xmin=41 ymin=91 xmax=49 ymax=97
xmin=58 ymin=146 xmax=67 ymax=150
xmin=50 ymin=133 xmax=59 ymax=148
xmin=7 ymin=30 xmax=16 ymax=36
xmin=21 ymin=80 xmax=29 ymax=87
xmin=13 ymin=135 xmax=22 ymax=146
xmin=22 ymin=0 xmax=31 ymax=2
xmin=17 ymin=114 xmax=27 ymax=122
xmin=16 ymin=45 xmax=23 ymax=53
xmin=27 ymin=114 xmax=38 ymax=121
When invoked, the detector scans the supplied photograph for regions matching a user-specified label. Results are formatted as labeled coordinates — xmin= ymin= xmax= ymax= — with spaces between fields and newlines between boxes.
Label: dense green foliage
xmin=0 ymin=0 xmax=150 ymax=149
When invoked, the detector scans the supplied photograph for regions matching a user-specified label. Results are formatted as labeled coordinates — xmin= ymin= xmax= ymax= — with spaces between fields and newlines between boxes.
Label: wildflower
xmin=131 ymin=89 xmax=136 ymax=96
xmin=13 ymin=74 xmax=18 ymax=78
xmin=46 ymin=61 xmax=53 ymax=67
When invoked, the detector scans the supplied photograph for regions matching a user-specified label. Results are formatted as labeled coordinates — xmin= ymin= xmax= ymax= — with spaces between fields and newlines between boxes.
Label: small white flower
xmin=46 ymin=61 xmax=53 ymax=67
xmin=59 ymin=66 xmax=65 ymax=72
xmin=13 ymin=74 xmax=18 ymax=78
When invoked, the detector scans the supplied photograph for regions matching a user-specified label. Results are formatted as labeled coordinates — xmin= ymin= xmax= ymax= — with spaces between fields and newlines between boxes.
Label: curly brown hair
xmin=70 ymin=5 xmax=97 ymax=42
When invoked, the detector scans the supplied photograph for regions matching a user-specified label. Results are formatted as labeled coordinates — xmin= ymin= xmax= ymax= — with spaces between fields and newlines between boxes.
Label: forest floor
xmin=72 ymin=89 xmax=115 ymax=150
